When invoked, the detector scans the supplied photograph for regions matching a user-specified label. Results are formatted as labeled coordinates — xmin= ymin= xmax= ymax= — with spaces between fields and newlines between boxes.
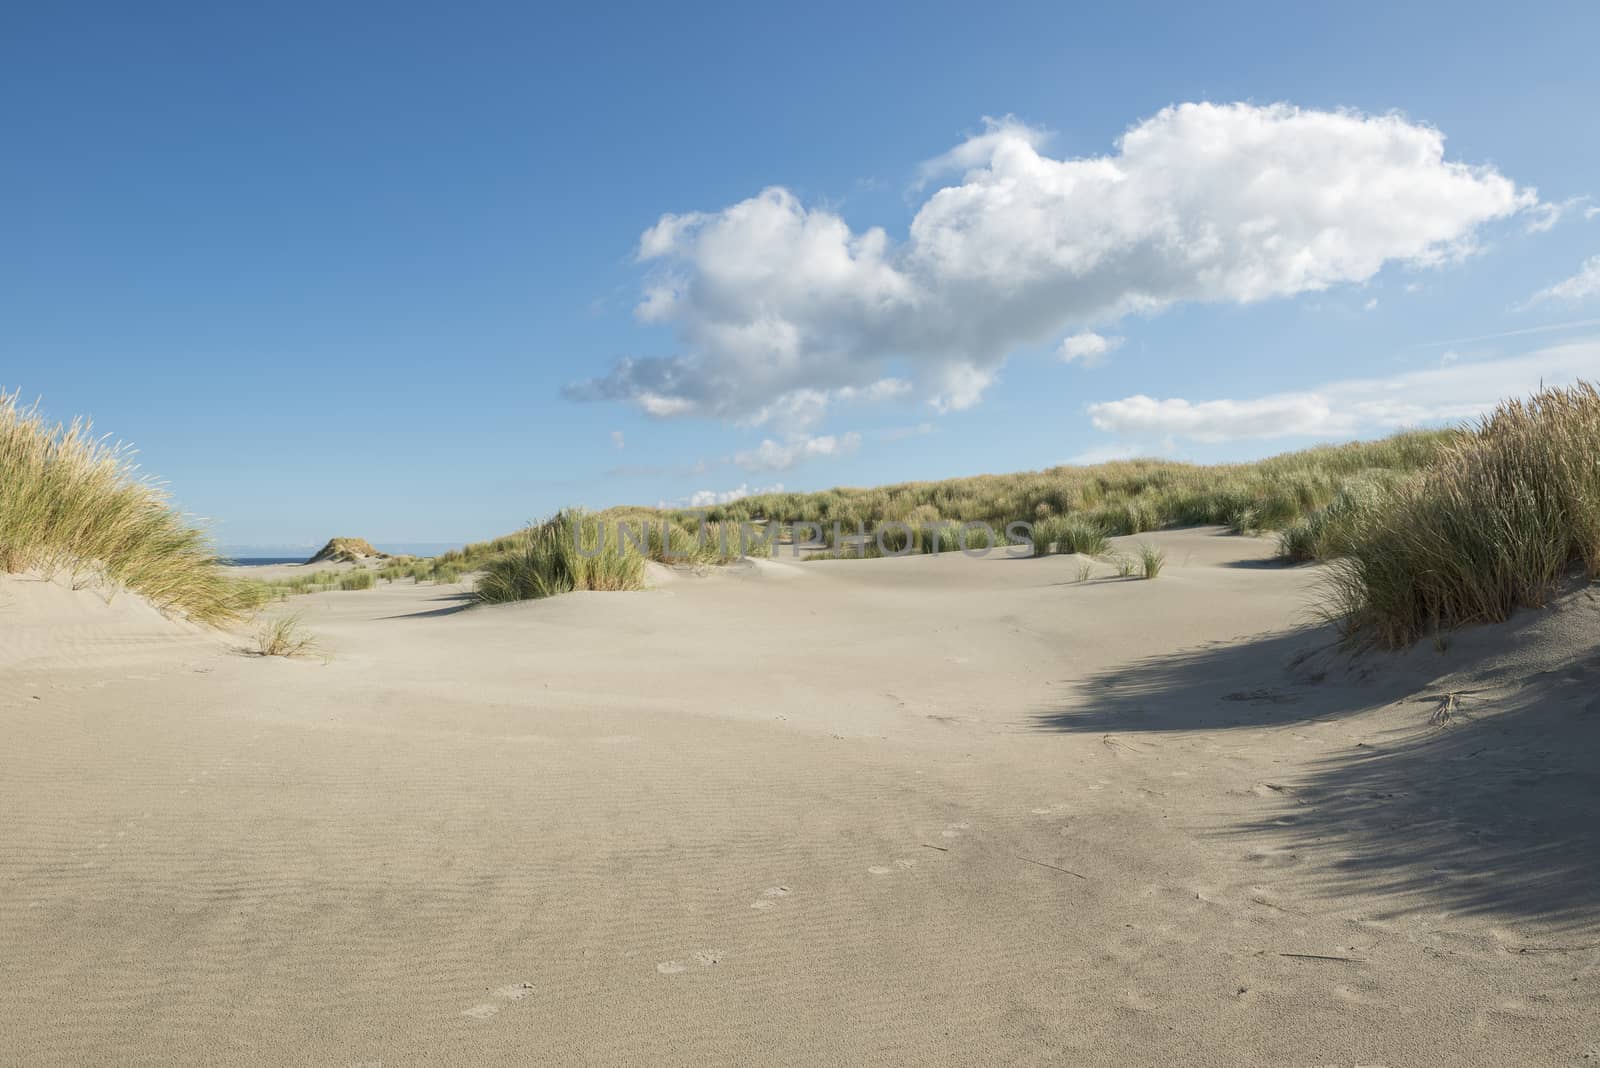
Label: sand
xmin=2 ymin=527 xmax=1597 ymax=1066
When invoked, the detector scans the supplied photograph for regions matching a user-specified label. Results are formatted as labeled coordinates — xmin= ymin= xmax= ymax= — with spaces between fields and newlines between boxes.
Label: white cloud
xmin=733 ymin=431 xmax=862 ymax=472
xmin=1066 ymin=443 xmax=1141 ymax=465
xmin=1526 ymin=255 xmax=1600 ymax=305
xmin=1364 ymin=297 xmax=1380 ymax=311
xmin=1058 ymin=331 xmax=1123 ymax=367
xmin=1086 ymin=340 xmax=1600 ymax=443
xmin=610 ymin=430 xmax=625 ymax=449
xmin=666 ymin=482 xmax=785 ymax=509
xmin=571 ymin=102 xmax=1535 ymax=425
xmin=1524 ymin=195 xmax=1593 ymax=234
xmin=738 ymin=378 xmax=912 ymax=433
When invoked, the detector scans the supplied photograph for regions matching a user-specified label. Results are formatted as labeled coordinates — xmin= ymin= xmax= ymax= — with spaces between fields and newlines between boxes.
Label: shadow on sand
xmin=1034 ymin=624 xmax=1600 ymax=929
xmin=379 ymin=591 xmax=477 ymax=620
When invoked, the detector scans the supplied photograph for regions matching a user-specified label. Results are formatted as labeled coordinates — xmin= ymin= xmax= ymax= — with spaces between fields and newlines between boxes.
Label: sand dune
xmin=2 ymin=528 xmax=1597 ymax=1065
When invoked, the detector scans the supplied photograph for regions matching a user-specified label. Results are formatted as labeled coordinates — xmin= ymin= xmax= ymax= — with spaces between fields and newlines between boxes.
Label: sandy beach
xmin=3 ymin=528 xmax=1596 ymax=1066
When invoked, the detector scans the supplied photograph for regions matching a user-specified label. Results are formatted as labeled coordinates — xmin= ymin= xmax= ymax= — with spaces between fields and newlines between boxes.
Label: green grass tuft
xmin=476 ymin=511 xmax=646 ymax=603
xmin=1137 ymin=542 xmax=1166 ymax=579
xmin=337 ymin=570 xmax=375 ymax=591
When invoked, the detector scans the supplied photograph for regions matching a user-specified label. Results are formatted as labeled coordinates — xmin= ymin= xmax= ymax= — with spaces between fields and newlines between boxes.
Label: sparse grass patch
xmin=254 ymin=613 xmax=320 ymax=657
xmin=338 ymin=570 xmax=375 ymax=591
xmin=1137 ymin=543 xmax=1166 ymax=579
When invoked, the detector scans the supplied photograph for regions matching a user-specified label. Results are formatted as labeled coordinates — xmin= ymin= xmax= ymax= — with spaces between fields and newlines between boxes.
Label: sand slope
xmin=2 ymin=529 xmax=1596 ymax=1066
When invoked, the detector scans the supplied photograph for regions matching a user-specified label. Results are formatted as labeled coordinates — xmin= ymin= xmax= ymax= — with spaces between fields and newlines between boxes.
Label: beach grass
xmin=1137 ymin=543 xmax=1166 ymax=579
xmin=1324 ymin=382 xmax=1600 ymax=649
xmin=254 ymin=613 xmax=320 ymax=657
xmin=1 ymin=388 xmax=237 ymax=624
xmin=338 ymin=570 xmax=375 ymax=591
xmin=475 ymin=511 xmax=646 ymax=603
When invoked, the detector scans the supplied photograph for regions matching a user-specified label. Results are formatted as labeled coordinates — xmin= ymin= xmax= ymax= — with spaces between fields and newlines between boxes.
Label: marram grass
xmin=0 ymin=388 xmax=237 ymax=624
xmin=476 ymin=512 xmax=646 ymax=603
xmin=1325 ymin=383 xmax=1600 ymax=649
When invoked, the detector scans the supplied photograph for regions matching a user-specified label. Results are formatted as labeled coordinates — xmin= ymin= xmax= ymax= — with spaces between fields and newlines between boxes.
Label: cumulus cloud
xmin=1086 ymin=340 xmax=1600 ymax=443
xmin=1058 ymin=331 xmax=1122 ymax=366
xmin=571 ymin=102 xmax=1535 ymax=425
xmin=610 ymin=430 xmax=625 ymax=449
xmin=1526 ymin=255 xmax=1600 ymax=305
xmin=733 ymin=431 xmax=861 ymax=472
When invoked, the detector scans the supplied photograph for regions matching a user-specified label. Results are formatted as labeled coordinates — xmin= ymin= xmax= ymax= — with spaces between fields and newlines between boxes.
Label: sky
xmin=4 ymin=1 xmax=1600 ymax=551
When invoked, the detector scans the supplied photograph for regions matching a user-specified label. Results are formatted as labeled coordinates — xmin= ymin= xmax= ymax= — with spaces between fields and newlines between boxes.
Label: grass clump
xmin=254 ymin=613 xmax=320 ymax=657
xmin=1032 ymin=516 xmax=1110 ymax=557
xmin=1328 ymin=383 xmax=1600 ymax=648
xmin=337 ymin=570 xmax=375 ymax=591
xmin=1137 ymin=543 xmax=1166 ymax=579
xmin=0 ymin=388 xmax=236 ymax=624
xmin=1276 ymin=471 xmax=1407 ymax=563
xmin=476 ymin=511 xmax=645 ymax=603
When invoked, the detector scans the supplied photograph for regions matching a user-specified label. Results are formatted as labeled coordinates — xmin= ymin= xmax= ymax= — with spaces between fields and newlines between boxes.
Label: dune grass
xmin=1137 ymin=543 xmax=1166 ymax=579
xmin=1032 ymin=516 xmax=1111 ymax=557
xmin=337 ymin=570 xmax=375 ymax=591
xmin=1324 ymin=383 xmax=1600 ymax=649
xmin=254 ymin=613 xmax=320 ymax=657
xmin=0 ymin=388 xmax=237 ymax=624
xmin=476 ymin=512 xmax=646 ymax=603
xmin=682 ymin=429 xmax=1457 ymax=540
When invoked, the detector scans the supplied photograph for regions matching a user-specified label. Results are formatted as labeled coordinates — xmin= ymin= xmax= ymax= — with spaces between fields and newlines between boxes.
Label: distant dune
xmin=305 ymin=536 xmax=386 ymax=564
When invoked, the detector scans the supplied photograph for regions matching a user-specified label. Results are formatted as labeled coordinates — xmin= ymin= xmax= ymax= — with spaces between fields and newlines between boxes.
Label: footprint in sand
xmin=462 ymin=981 xmax=535 ymax=1019
xmin=493 ymin=983 xmax=535 ymax=1001
xmin=751 ymin=885 xmax=791 ymax=909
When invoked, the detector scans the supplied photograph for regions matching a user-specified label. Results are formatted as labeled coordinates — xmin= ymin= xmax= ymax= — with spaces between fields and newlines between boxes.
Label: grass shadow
xmin=1032 ymin=624 xmax=1360 ymax=733
xmin=1226 ymin=683 xmax=1600 ymax=930
xmin=379 ymin=591 xmax=477 ymax=620
xmin=1034 ymin=621 xmax=1600 ymax=927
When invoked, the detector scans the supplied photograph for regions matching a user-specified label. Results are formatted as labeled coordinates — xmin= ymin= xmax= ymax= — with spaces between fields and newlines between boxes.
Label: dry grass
xmin=254 ymin=613 xmax=320 ymax=657
xmin=1 ymin=388 xmax=236 ymax=624
xmin=1326 ymin=383 xmax=1600 ymax=648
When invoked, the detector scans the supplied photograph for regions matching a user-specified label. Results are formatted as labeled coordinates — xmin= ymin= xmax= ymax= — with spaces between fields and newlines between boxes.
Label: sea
xmin=220 ymin=543 xmax=463 ymax=567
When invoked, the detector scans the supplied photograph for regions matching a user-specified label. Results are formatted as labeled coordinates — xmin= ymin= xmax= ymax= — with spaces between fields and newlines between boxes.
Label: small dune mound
xmin=306 ymin=537 xmax=387 ymax=564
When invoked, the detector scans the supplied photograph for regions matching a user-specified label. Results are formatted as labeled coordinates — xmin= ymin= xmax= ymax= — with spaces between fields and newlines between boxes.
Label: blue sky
xmin=4 ymin=1 xmax=1600 ymax=551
